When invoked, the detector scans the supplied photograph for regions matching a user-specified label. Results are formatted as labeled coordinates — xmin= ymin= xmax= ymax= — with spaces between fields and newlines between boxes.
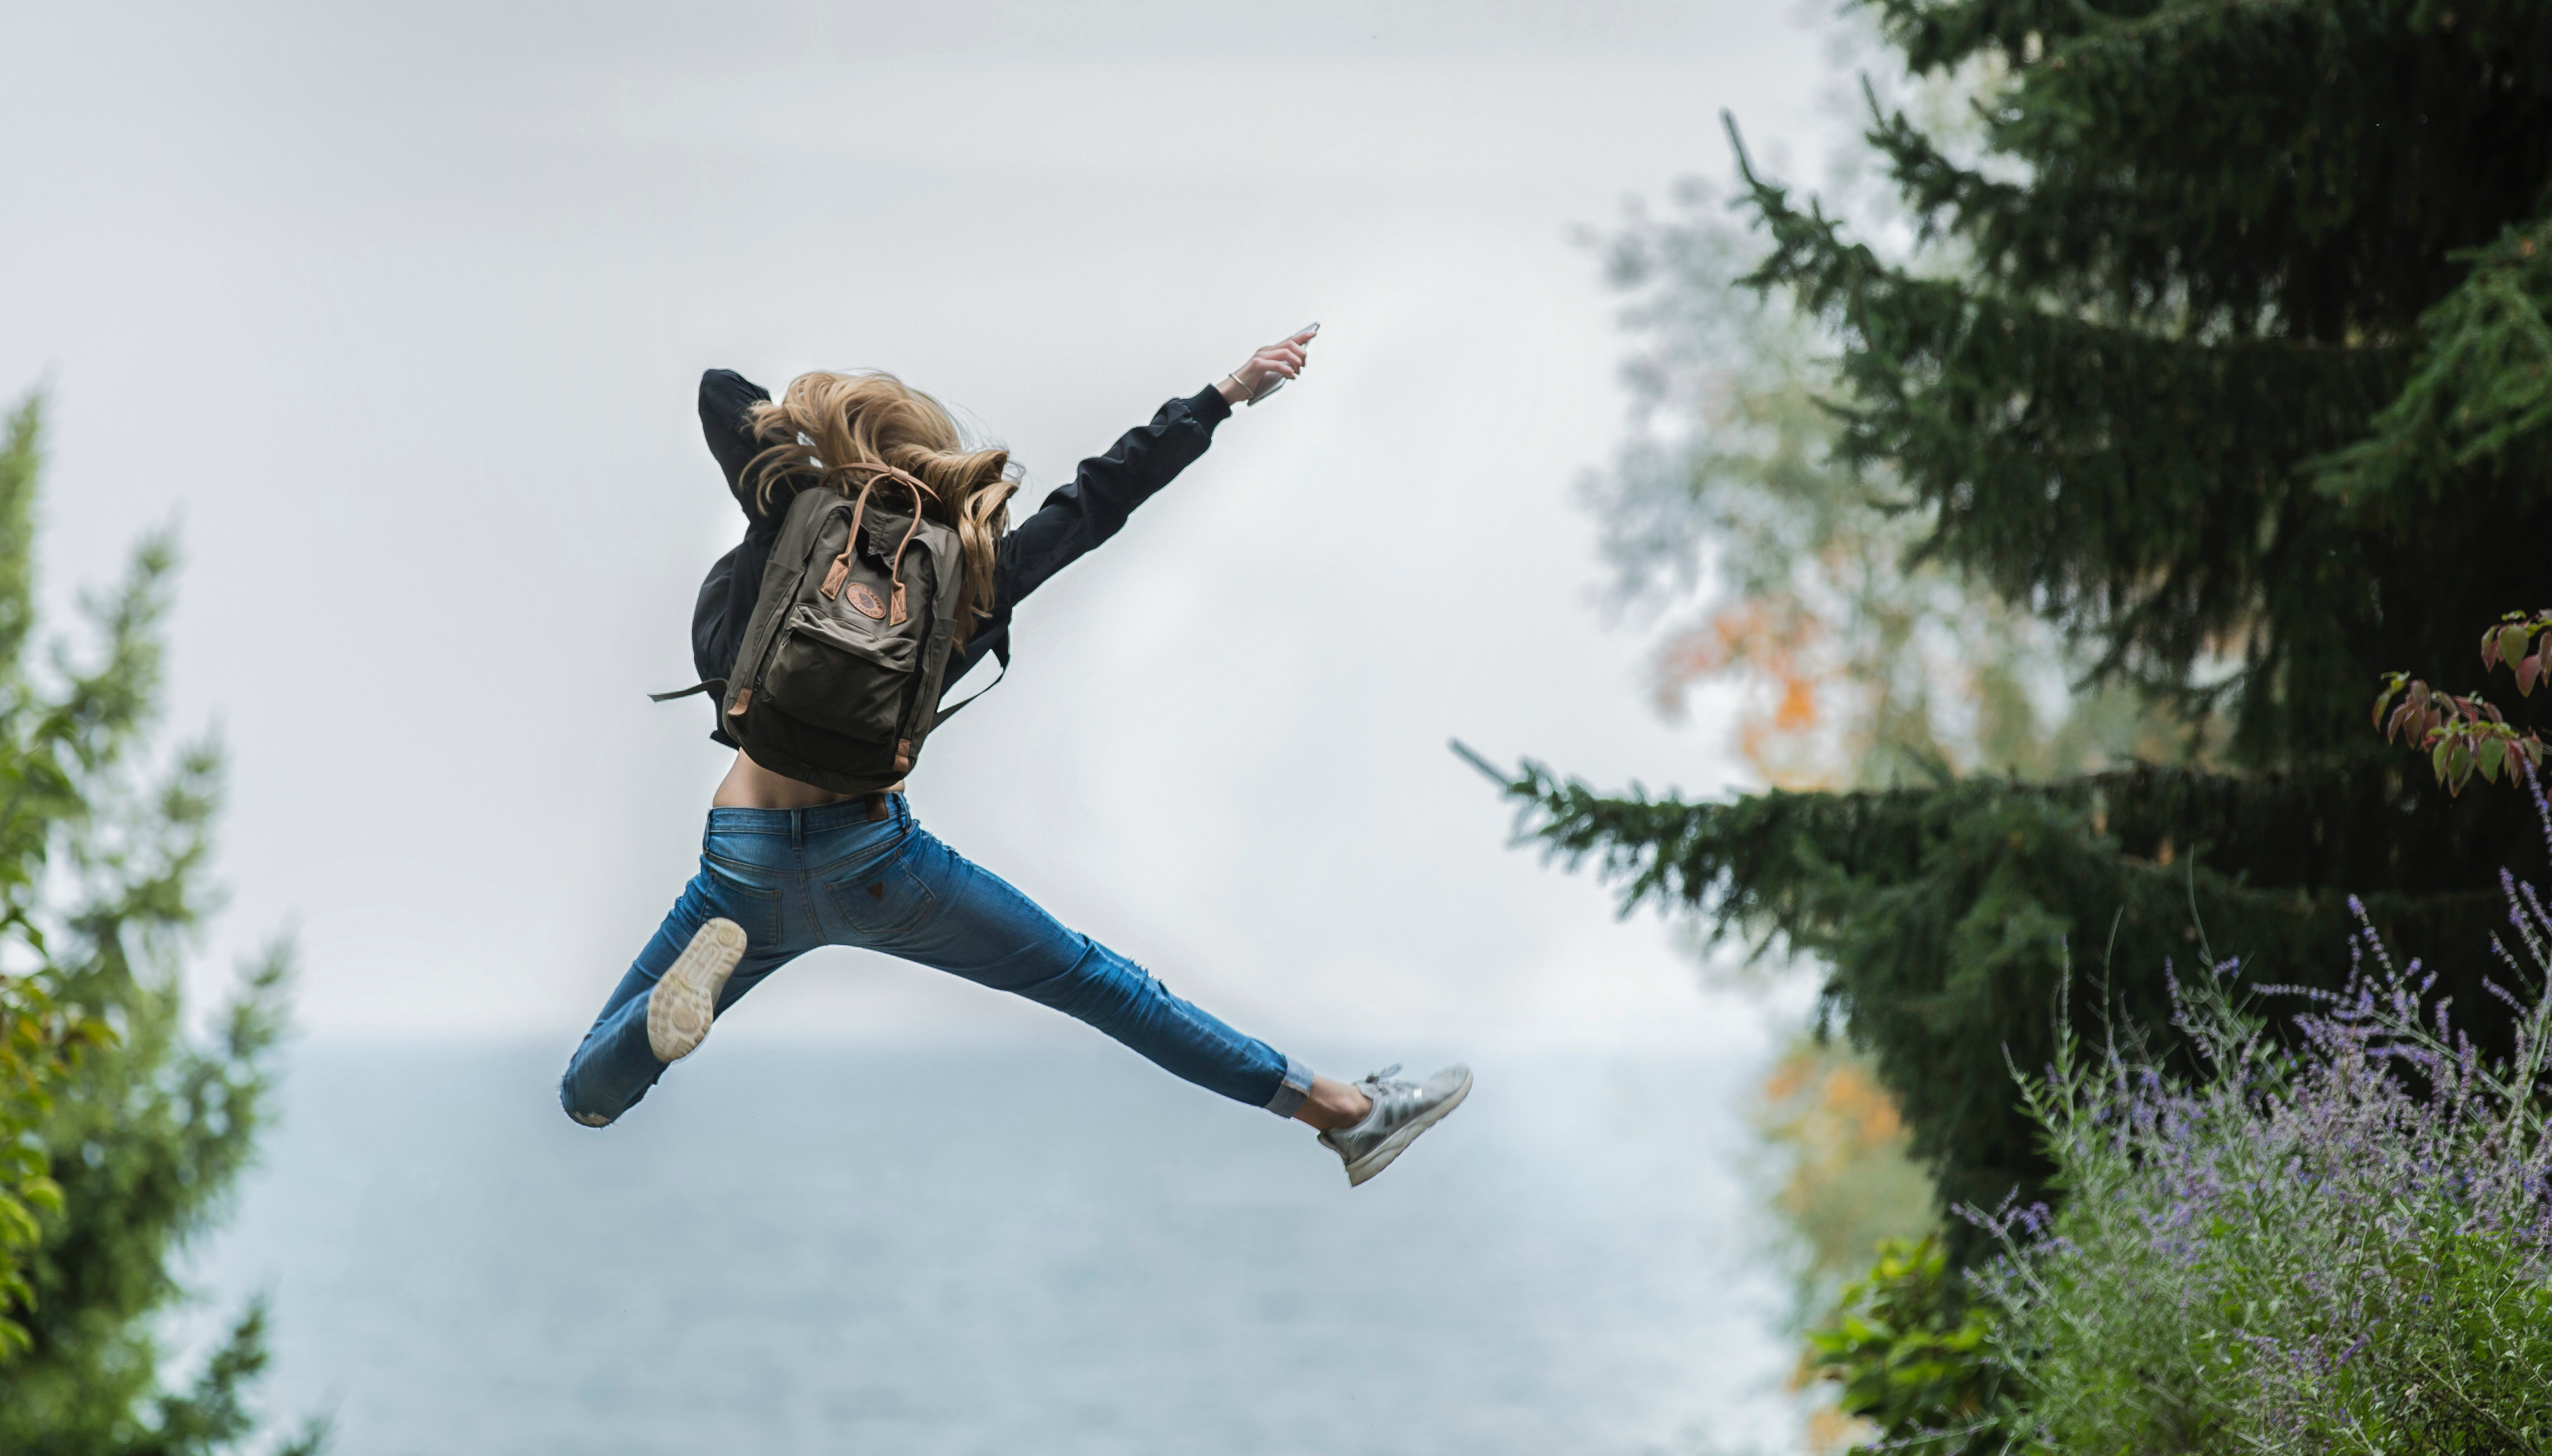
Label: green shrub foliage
xmin=0 ymin=400 xmax=112 ymax=1360
xmin=1807 ymin=1234 xmax=2011 ymax=1453
xmin=0 ymin=973 xmax=104 ymax=1361
xmin=1490 ymin=0 xmax=2552 ymax=1235
xmin=0 ymin=392 xmax=320 ymax=1454
xmin=1969 ymin=876 xmax=2552 ymax=1454
xmin=1810 ymin=821 xmax=2552 ymax=1454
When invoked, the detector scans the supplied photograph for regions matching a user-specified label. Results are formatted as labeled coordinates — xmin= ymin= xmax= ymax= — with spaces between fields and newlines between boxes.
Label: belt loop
xmin=789 ymin=809 xmax=803 ymax=851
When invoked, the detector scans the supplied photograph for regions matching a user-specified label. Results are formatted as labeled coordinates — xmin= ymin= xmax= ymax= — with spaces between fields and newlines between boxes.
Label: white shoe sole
xmin=1344 ymin=1066 xmax=1473 ymax=1188
xmin=647 ymin=918 xmax=747 ymax=1063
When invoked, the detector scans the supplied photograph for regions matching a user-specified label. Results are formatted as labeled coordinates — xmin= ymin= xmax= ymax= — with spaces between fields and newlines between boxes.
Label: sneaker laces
xmin=1352 ymin=1064 xmax=1413 ymax=1123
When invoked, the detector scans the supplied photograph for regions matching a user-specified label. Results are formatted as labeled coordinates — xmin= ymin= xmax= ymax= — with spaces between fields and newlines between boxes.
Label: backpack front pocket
xmin=763 ymin=605 xmax=918 ymax=742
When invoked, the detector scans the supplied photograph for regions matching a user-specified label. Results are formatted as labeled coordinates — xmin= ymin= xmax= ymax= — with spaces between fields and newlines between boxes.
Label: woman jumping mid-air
xmin=558 ymin=329 xmax=1470 ymax=1186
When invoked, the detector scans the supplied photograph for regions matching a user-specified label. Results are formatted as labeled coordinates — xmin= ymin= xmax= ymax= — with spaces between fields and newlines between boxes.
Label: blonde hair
xmin=741 ymin=371 xmax=1019 ymax=642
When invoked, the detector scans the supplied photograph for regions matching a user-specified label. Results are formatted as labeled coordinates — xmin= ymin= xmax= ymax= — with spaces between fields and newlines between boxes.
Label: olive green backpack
xmin=652 ymin=466 xmax=989 ymax=793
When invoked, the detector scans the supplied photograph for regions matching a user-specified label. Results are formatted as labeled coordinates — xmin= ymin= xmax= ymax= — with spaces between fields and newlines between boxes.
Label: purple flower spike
xmin=1969 ymin=784 xmax=2552 ymax=1448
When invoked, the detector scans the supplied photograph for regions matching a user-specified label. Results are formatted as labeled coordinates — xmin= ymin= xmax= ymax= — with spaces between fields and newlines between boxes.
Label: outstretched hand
xmin=1217 ymin=327 xmax=1318 ymax=406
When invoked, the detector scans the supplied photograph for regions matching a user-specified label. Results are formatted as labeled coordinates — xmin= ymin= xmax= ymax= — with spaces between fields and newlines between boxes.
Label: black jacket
xmin=688 ymin=368 xmax=1232 ymax=745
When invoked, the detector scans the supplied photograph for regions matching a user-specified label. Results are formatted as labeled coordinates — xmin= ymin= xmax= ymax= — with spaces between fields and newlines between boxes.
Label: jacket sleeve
xmin=938 ymin=385 xmax=1231 ymax=693
xmin=991 ymin=385 xmax=1233 ymax=613
xmin=699 ymin=368 xmax=778 ymax=518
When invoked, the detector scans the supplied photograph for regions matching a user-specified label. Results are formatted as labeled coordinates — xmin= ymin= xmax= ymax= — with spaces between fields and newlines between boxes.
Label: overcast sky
xmin=2 ymin=2 xmax=1853 ymax=1059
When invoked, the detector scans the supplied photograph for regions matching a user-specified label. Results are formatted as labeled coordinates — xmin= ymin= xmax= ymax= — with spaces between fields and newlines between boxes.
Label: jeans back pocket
xmin=699 ymin=858 xmax=783 ymax=947
xmin=825 ymin=863 xmax=937 ymax=942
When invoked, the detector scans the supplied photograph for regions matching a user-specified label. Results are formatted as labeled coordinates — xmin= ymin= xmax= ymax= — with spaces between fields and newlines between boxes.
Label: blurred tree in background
xmin=1751 ymin=1040 xmax=1935 ymax=1317
xmin=1499 ymin=0 xmax=2552 ymax=1239
xmin=0 ymin=400 xmax=108 ymax=1363
xmin=1577 ymin=24 xmax=2149 ymax=1323
xmin=0 ymin=393 xmax=320 ymax=1455
xmin=1577 ymin=35 xmax=2117 ymax=1370
xmin=0 ymin=974 xmax=98 ymax=1359
xmin=1585 ymin=170 xmax=2163 ymax=793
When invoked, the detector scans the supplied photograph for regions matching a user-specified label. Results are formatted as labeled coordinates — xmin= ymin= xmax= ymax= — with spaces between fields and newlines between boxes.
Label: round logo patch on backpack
xmin=846 ymin=583 xmax=886 ymax=620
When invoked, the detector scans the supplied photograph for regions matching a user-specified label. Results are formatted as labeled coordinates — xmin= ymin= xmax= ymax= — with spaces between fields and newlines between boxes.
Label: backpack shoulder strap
xmin=892 ymin=522 xmax=969 ymax=745
xmin=933 ymin=638 xmax=1007 ymax=725
xmin=651 ymin=487 xmax=840 ymax=709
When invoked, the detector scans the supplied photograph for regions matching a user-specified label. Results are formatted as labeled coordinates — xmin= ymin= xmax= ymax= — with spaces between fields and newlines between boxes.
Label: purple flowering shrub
xmin=1962 ymin=812 xmax=2552 ymax=1453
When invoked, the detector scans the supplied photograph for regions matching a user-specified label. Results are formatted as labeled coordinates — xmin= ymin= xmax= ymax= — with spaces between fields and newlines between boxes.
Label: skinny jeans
xmin=558 ymin=793 xmax=1314 ymax=1127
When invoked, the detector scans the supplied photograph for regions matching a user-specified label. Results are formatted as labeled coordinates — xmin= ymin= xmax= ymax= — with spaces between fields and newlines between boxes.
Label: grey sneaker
xmin=647 ymin=918 xmax=747 ymax=1063
xmin=1317 ymin=1062 xmax=1473 ymax=1187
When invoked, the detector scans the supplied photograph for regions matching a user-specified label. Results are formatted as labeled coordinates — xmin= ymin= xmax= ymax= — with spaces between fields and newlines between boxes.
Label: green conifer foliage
xmin=0 ymin=400 xmax=108 ymax=1362
xmin=1490 ymin=0 xmax=2552 ymax=1234
xmin=0 ymin=392 xmax=319 ymax=1454
xmin=1586 ymin=183 xmax=2166 ymax=791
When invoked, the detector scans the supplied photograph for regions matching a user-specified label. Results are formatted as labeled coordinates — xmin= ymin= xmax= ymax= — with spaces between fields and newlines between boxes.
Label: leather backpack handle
xmin=820 ymin=464 xmax=939 ymax=609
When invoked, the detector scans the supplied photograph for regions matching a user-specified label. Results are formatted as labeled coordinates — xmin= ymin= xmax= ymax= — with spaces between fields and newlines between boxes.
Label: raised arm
xmin=989 ymin=387 xmax=1230 ymax=610
xmin=992 ymin=329 xmax=1316 ymax=612
xmin=699 ymin=368 xmax=777 ymax=516
xmin=940 ymin=329 xmax=1317 ymax=690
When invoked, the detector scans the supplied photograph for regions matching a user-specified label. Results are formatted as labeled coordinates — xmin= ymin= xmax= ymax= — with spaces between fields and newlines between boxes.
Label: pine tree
xmin=0 ymin=392 xmax=320 ymax=1454
xmin=1586 ymin=159 xmax=2175 ymax=792
xmin=0 ymin=402 xmax=108 ymax=1362
xmin=1489 ymin=0 xmax=2552 ymax=1233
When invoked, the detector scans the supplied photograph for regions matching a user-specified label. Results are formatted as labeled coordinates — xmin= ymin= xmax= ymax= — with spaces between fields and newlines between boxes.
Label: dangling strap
xmin=932 ymin=637 xmax=1008 ymax=726
xmin=648 ymin=677 xmax=753 ymax=719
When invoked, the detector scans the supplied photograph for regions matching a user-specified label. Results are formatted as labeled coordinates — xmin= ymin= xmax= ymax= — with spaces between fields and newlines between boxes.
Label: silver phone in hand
xmin=1248 ymin=322 xmax=1320 ymax=405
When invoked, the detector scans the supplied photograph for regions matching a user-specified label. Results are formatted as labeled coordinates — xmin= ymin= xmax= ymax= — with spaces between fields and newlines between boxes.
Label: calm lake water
xmin=176 ymin=1038 xmax=1797 ymax=1454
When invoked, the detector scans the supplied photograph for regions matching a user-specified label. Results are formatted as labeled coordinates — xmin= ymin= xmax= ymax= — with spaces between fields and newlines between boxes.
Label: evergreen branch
xmin=1858 ymin=85 xmax=2026 ymax=261
xmin=1723 ymin=92 xmax=2491 ymax=760
xmin=1724 ymin=137 xmax=2407 ymax=738
xmin=2050 ymin=0 xmax=2537 ymax=58
xmin=0 ymin=393 xmax=43 ymax=678
xmin=40 ymin=529 xmax=176 ymax=776
xmin=1854 ymin=0 xmax=2552 ymax=341
xmin=1474 ymin=749 xmax=2517 ymax=1229
xmin=2052 ymin=0 xmax=2323 ymax=59
xmin=2313 ymin=217 xmax=2552 ymax=509
xmin=1859 ymin=0 xmax=2104 ymax=77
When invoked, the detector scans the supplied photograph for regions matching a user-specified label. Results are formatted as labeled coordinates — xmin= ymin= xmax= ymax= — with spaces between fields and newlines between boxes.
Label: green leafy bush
xmin=1806 ymin=1234 xmax=2012 ymax=1454
xmin=0 ymin=973 xmax=104 ymax=1358
xmin=1799 ymin=805 xmax=2552 ymax=1454
xmin=1961 ymin=912 xmax=2552 ymax=1453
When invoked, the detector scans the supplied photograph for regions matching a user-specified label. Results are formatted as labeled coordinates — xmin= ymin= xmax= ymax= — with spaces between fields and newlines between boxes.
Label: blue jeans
xmin=559 ymin=793 xmax=1314 ymax=1127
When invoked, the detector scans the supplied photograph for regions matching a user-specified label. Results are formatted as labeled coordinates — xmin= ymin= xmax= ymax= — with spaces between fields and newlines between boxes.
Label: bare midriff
xmin=711 ymin=750 xmax=902 ymax=810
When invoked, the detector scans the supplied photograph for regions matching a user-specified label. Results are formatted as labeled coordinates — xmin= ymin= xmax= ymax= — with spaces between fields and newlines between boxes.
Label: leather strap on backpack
xmin=820 ymin=464 xmax=937 ymax=622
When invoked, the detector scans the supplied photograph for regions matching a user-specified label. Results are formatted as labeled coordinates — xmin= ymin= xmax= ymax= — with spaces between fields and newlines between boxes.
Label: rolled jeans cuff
xmin=1262 ymin=1054 xmax=1313 ymax=1119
